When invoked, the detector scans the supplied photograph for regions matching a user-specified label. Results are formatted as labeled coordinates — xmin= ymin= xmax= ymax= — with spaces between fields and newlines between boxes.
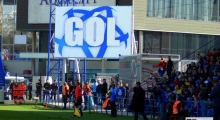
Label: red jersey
xmin=75 ymin=85 xmax=82 ymax=101
xmin=158 ymin=60 xmax=167 ymax=71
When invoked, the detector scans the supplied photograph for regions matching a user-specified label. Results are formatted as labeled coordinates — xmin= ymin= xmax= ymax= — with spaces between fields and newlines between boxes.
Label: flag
xmin=73 ymin=107 xmax=81 ymax=117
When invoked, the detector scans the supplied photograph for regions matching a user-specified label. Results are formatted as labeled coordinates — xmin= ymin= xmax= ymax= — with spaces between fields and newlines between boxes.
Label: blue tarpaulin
xmin=0 ymin=55 xmax=5 ymax=86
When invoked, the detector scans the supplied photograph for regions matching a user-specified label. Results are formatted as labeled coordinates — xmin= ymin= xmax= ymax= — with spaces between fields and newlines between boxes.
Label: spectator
xmin=176 ymin=71 xmax=182 ymax=81
xmin=117 ymin=82 xmax=125 ymax=111
xmin=203 ymin=56 xmax=208 ymax=70
xmin=196 ymin=62 xmax=203 ymax=70
xmin=191 ymin=62 xmax=197 ymax=70
xmin=196 ymin=54 xmax=201 ymax=65
xmin=68 ymin=81 xmax=74 ymax=102
xmin=51 ymin=80 xmax=58 ymax=100
xmin=180 ymin=93 xmax=187 ymax=107
xmin=62 ymin=82 xmax=69 ymax=109
xmin=124 ymin=82 xmax=130 ymax=108
xmin=96 ymin=80 xmax=102 ymax=105
xmin=213 ymin=48 xmax=218 ymax=64
xmin=110 ymin=83 xmax=117 ymax=118
xmin=83 ymin=82 xmax=89 ymax=110
xmin=10 ymin=80 xmax=16 ymax=100
xmin=158 ymin=57 xmax=167 ymax=77
xmin=199 ymin=83 xmax=209 ymax=117
xmin=198 ymin=69 xmax=205 ymax=79
xmin=192 ymin=70 xmax=199 ymax=81
xmin=209 ymin=80 xmax=220 ymax=120
xmin=214 ymin=61 xmax=220 ymax=72
xmin=174 ymin=85 xmax=182 ymax=95
xmin=101 ymin=79 xmax=108 ymax=102
xmin=188 ymin=95 xmax=200 ymax=117
xmin=173 ymin=97 xmax=187 ymax=120
xmin=213 ymin=71 xmax=219 ymax=81
xmin=130 ymin=82 xmax=148 ymax=120
xmin=92 ymin=79 xmax=98 ymax=105
xmin=207 ymin=50 xmax=213 ymax=61
xmin=27 ymin=82 xmax=32 ymax=100
xmin=209 ymin=61 xmax=215 ymax=75
xmin=170 ymin=70 xmax=176 ymax=81
xmin=174 ymin=78 xmax=180 ymax=86
xmin=155 ymin=83 xmax=169 ymax=120
xmin=188 ymin=77 xmax=195 ymax=87
xmin=86 ymin=84 xmax=93 ymax=110
xmin=166 ymin=56 xmax=173 ymax=78
xmin=184 ymin=97 xmax=192 ymax=110
xmin=36 ymin=79 xmax=42 ymax=102
xmin=187 ymin=69 xmax=193 ymax=78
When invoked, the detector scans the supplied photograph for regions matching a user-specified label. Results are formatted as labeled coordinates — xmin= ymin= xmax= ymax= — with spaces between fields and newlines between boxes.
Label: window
xmin=147 ymin=0 xmax=220 ymax=22
xmin=1 ymin=0 xmax=38 ymax=61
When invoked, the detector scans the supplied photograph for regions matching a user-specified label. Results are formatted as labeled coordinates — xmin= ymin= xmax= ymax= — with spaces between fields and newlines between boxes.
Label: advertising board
xmin=28 ymin=0 xmax=116 ymax=24
xmin=54 ymin=6 xmax=132 ymax=58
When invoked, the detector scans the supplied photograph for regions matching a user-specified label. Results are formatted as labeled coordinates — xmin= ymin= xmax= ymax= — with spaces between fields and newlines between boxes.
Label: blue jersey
xmin=93 ymin=82 xmax=98 ymax=93
xmin=110 ymin=87 xmax=117 ymax=102
xmin=117 ymin=87 xmax=125 ymax=99
xmin=158 ymin=89 xmax=169 ymax=104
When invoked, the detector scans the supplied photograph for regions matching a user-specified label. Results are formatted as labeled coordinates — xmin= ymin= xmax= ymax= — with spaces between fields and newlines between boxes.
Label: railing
xmin=4 ymin=91 xmax=213 ymax=118
xmin=174 ymin=36 xmax=220 ymax=71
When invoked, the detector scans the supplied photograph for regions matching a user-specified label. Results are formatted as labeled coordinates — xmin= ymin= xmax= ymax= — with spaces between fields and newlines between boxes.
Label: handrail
xmin=173 ymin=36 xmax=220 ymax=71
xmin=127 ymin=72 xmax=159 ymax=95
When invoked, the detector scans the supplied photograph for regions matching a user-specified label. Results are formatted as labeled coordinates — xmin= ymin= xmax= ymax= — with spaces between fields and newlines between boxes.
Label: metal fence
xmin=4 ymin=90 xmax=213 ymax=119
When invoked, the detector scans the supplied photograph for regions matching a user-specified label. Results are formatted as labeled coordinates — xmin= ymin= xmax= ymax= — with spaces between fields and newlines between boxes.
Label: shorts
xmin=75 ymin=96 xmax=82 ymax=106
xmin=13 ymin=96 xmax=18 ymax=99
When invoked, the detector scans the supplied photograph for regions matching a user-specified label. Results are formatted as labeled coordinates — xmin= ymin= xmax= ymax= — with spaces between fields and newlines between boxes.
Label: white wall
xmin=46 ymin=60 xmax=119 ymax=71
xmin=3 ymin=61 xmax=34 ymax=75
xmin=3 ymin=60 xmax=119 ymax=76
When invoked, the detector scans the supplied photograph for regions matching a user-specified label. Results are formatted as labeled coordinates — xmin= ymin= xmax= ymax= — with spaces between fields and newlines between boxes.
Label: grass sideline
xmin=0 ymin=104 xmax=150 ymax=120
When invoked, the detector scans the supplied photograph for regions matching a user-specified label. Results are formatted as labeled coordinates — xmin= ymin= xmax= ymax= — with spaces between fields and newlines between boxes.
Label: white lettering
xmin=65 ymin=17 xmax=118 ymax=47
xmin=65 ymin=17 xmax=83 ymax=46
xmin=86 ymin=17 xmax=104 ymax=46
xmin=107 ymin=18 xmax=119 ymax=46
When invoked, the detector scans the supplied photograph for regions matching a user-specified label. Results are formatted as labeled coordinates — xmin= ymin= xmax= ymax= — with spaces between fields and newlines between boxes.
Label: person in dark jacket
xmin=166 ymin=56 xmax=173 ymax=78
xmin=199 ymin=83 xmax=209 ymax=117
xmin=96 ymin=80 xmax=102 ymax=105
xmin=10 ymin=80 xmax=16 ymax=100
xmin=209 ymin=80 xmax=220 ymax=120
xmin=27 ymin=82 xmax=32 ymax=100
xmin=36 ymin=79 xmax=42 ymax=101
xmin=173 ymin=97 xmax=187 ymax=120
xmin=130 ymin=82 xmax=148 ymax=120
xmin=51 ymin=80 xmax=58 ymax=100
xmin=101 ymin=79 xmax=108 ymax=102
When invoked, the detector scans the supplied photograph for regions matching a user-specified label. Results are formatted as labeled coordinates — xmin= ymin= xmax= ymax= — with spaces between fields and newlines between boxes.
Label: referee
xmin=72 ymin=82 xmax=83 ymax=118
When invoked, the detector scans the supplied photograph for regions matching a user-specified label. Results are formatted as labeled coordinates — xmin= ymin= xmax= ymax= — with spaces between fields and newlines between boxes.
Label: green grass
xmin=0 ymin=104 xmax=149 ymax=120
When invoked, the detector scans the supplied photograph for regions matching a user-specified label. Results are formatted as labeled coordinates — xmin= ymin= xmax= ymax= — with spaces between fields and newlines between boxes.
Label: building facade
xmin=2 ymin=0 xmax=220 ymax=76
xmin=1 ymin=0 xmax=39 ymax=61
xmin=1 ymin=0 xmax=120 ymax=77
xmin=133 ymin=0 xmax=220 ymax=58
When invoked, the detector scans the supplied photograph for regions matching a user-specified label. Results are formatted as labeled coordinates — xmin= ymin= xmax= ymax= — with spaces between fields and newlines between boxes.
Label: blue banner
xmin=0 ymin=56 xmax=5 ymax=86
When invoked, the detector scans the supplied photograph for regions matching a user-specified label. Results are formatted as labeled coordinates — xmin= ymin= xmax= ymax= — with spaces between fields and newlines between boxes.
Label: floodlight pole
xmin=83 ymin=0 xmax=87 ymax=83
xmin=47 ymin=0 xmax=52 ymax=80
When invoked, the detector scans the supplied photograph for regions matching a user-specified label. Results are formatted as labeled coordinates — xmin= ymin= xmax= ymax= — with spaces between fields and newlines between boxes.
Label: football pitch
xmin=0 ymin=104 xmax=148 ymax=120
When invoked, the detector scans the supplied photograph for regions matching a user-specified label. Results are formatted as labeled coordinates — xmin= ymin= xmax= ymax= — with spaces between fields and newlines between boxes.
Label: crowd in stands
xmin=149 ymin=48 xmax=220 ymax=118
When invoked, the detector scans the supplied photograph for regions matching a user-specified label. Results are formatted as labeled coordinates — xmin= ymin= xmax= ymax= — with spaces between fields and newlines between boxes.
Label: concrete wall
xmin=134 ymin=0 xmax=220 ymax=35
